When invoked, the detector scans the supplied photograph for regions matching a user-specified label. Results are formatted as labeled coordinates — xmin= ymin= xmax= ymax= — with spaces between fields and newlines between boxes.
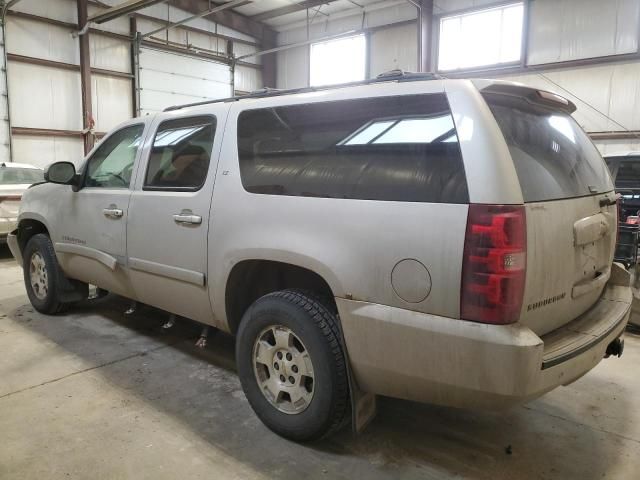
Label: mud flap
xmin=56 ymin=273 xmax=88 ymax=303
xmin=350 ymin=382 xmax=377 ymax=433
xmin=335 ymin=314 xmax=377 ymax=433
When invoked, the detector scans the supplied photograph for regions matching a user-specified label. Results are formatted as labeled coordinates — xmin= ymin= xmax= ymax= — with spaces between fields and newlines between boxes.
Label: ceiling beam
xmin=88 ymin=0 xmax=167 ymax=23
xmin=141 ymin=0 xmax=248 ymax=38
xmin=251 ymin=0 xmax=338 ymax=22
xmin=168 ymin=0 xmax=277 ymax=43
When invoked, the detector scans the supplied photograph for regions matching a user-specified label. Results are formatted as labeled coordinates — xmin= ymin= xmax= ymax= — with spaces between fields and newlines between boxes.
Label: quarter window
xmin=236 ymin=94 xmax=468 ymax=204
xmin=85 ymin=124 xmax=144 ymax=188
xmin=144 ymin=116 xmax=216 ymax=191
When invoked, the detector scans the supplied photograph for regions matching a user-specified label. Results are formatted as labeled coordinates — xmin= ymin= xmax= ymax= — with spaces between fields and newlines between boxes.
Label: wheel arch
xmin=223 ymin=258 xmax=342 ymax=336
xmin=16 ymin=215 xmax=51 ymax=254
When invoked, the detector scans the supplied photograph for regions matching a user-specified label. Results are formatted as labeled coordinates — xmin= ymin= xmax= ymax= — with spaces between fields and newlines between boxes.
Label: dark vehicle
xmin=605 ymin=152 xmax=640 ymax=268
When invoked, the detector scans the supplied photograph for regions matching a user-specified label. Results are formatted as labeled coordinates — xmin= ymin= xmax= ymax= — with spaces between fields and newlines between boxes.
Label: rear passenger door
xmin=127 ymin=111 xmax=224 ymax=323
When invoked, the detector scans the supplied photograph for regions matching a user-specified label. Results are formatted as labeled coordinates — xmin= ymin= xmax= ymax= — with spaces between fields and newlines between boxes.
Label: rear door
xmin=126 ymin=109 xmax=225 ymax=324
xmin=483 ymin=88 xmax=616 ymax=336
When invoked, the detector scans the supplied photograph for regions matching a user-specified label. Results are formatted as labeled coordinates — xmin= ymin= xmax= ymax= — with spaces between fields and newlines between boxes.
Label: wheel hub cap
xmin=29 ymin=251 xmax=48 ymax=300
xmin=252 ymin=325 xmax=315 ymax=414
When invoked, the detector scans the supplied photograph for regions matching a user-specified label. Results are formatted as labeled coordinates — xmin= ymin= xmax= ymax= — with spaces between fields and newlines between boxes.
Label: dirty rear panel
xmin=483 ymin=86 xmax=616 ymax=336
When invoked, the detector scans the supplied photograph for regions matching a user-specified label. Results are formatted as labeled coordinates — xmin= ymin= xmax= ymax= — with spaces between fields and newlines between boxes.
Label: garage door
xmin=138 ymin=46 xmax=232 ymax=115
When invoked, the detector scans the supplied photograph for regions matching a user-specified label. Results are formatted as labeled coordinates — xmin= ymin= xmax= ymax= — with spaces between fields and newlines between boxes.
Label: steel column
xmin=130 ymin=16 xmax=140 ymax=117
xmin=77 ymin=0 xmax=94 ymax=154
xmin=418 ymin=0 xmax=433 ymax=72
xmin=1 ymin=0 xmax=23 ymax=162
xmin=261 ymin=30 xmax=277 ymax=88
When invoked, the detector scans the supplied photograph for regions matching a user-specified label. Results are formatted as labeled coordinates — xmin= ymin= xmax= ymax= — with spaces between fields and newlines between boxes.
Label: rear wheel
xmin=236 ymin=290 xmax=349 ymax=441
xmin=23 ymin=234 xmax=70 ymax=314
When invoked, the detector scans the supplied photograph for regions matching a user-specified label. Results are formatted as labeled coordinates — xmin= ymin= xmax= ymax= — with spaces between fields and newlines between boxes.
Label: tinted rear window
xmin=0 ymin=167 xmax=43 ymax=185
xmin=484 ymin=93 xmax=612 ymax=202
xmin=237 ymin=94 xmax=468 ymax=203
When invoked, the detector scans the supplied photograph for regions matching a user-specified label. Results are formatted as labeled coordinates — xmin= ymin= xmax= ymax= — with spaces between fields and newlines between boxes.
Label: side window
xmin=85 ymin=124 xmax=145 ymax=188
xmin=236 ymin=94 xmax=468 ymax=203
xmin=144 ymin=116 xmax=216 ymax=191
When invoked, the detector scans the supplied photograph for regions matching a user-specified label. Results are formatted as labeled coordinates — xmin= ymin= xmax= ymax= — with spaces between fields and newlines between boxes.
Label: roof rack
xmin=163 ymin=70 xmax=443 ymax=112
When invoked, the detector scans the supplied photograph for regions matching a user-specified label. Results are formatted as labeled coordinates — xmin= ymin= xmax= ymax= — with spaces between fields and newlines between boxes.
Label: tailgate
xmin=481 ymin=84 xmax=616 ymax=336
xmin=522 ymin=194 xmax=616 ymax=335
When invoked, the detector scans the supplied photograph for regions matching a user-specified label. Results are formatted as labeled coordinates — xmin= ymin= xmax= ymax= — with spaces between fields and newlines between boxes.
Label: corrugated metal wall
xmin=7 ymin=1 xmax=85 ymax=167
xmin=276 ymin=0 xmax=640 ymax=154
xmin=276 ymin=0 xmax=417 ymax=89
xmin=135 ymin=3 xmax=263 ymax=94
xmin=369 ymin=23 xmax=417 ymax=77
xmin=2 ymin=0 xmax=262 ymax=166
xmin=494 ymin=63 xmax=640 ymax=154
xmin=138 ymin=47 xmax=231 ymax=115
xmin=527 ymin=0 xmax=639 ymax=65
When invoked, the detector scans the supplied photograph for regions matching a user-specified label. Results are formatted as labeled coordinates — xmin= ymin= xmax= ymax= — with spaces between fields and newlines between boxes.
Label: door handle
xmin=173 ymin=213 xmax=202 ymax=225
xmin=103 ymin=207 xmax=123 ymax=218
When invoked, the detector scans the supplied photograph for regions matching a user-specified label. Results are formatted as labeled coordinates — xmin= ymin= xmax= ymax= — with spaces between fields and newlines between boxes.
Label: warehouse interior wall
xmin=2 ymin=0 xmax=263 ymax=167
xmin=3 ymin=0 xmax=640 ymax=165
xmin=0 ymin=19 xmax=11 ymax=162
xmin=276 ymin=0 xmax=640 ymax=154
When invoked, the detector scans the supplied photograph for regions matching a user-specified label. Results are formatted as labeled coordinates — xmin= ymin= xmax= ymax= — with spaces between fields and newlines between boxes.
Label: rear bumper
xmin=0 ymin=217 xmax=17 ymax=239
xmin=338 ymin=271 xmax=631 ymax=410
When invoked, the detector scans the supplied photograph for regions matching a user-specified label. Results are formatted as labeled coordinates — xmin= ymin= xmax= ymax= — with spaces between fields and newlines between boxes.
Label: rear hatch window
xmin=483 ymin=92 xmax=613 ymax=202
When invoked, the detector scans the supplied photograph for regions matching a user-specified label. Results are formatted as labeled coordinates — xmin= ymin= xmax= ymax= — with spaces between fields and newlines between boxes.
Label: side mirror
xmin=45 ymin=161 xmax=77 ymax=185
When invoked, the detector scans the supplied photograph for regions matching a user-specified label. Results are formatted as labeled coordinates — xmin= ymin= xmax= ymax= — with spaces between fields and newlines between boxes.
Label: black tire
xmin=236 ymin=289 xmax=349 ymax=441
xmin=23 ymin=234 xmax=69 ymax=314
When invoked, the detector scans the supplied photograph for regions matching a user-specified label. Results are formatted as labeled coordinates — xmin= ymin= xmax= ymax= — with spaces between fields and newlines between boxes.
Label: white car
xmin=0 ymin=162 xmax=43 ymax=244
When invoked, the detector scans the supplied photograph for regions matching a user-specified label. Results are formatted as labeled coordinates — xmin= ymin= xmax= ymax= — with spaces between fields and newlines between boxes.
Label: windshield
xmin=0 ymin=167 xmax=44 ymax=185
xmin=483 ymin=93 xmax=613 ymax=202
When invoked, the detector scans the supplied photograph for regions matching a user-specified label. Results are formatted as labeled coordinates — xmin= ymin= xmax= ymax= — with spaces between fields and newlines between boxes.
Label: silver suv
xmin=8 ymin=74 xmax=631 ymax=441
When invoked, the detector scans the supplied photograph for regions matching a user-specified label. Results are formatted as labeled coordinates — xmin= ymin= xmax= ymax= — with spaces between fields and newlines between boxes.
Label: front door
xmin=127 ymin=113 xmax=222 ymax=324
xmin=55 ymin=122 xmax=147 ymax=295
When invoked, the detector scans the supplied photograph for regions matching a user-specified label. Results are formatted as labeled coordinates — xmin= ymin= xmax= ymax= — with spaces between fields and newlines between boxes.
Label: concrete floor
xmin=2 ymin=245 xmax=640 ymax=479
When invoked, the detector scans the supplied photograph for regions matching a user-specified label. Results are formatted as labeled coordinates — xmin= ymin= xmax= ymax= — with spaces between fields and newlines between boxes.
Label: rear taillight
xmin=461 ymin=204 xmax=526 ymax=325
xmin=0 ymin=195 xmax=21 ymax=202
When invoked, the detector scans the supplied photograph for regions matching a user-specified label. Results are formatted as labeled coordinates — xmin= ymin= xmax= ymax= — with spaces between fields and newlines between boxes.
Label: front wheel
xmin=23 ymin=234 xmax=69 ymax=314
xmin=236 ymin=290 xmax=350 ymax=441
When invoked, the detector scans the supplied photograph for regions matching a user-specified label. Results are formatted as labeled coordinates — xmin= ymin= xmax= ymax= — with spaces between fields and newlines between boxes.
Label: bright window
xmin=438 ymin=3 xmax=524 ymax=71
xmin=310 ymin=35 xmax=366 ymax=86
